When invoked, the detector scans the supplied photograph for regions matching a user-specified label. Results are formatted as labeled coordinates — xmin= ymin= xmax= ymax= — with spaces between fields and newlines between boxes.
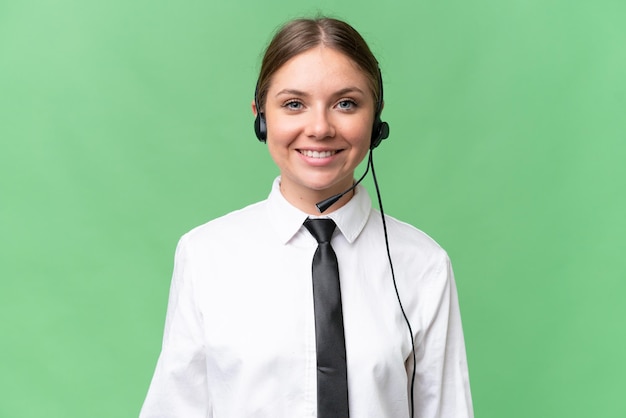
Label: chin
xmin=302 ymin=178 xmax=351 ymax=194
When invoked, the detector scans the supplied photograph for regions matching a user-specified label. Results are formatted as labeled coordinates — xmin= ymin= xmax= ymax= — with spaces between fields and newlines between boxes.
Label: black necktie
xmin=303 ymin=218 xmax=349 ymax=418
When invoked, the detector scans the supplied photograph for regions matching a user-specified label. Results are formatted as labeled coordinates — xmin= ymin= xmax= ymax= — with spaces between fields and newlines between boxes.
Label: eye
xmin=283 ymin=100 xmax=303 ymax=110
xmin=336 ymin=99 xmax=357 ymax=110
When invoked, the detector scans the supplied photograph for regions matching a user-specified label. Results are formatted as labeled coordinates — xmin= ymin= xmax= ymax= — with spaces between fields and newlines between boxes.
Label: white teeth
xmin=300 ymin=150 xmax=336 ymax=158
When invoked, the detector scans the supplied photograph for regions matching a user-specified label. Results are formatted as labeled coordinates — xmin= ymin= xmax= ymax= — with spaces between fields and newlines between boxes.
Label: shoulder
xmin=178 ymin=199 xmax=268 ymax=251
xmin=372 ymin=211 xmax=447 ymax=255
xmin=364 ymin=210 xmax=451 ymax=278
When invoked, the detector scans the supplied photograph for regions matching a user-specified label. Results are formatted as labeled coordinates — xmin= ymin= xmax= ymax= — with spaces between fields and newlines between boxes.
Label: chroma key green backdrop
xmin=1 ymin=0 xmax=625 ymax=417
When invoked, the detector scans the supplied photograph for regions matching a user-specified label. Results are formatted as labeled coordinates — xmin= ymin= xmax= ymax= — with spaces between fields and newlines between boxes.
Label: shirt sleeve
xmin=408 ymin=252 xmax=474 ymax=418
xmin=139 ymin=235 xmax=211 ymax=418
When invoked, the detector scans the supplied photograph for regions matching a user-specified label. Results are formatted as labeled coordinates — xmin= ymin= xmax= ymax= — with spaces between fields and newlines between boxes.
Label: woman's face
xmin=259 ymin=46 xmax=375 ymax=209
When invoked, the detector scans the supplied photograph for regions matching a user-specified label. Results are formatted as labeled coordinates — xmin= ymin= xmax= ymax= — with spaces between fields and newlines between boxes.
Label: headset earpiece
xmin=370 ymin=68 xmax=389 ymax=149
xmin=254 ymin=112 xmax=267 ymax=142
xmin=371 ymin=118 xmax=389 ymax=149
xmin=253 ymin=83 xmax=267 ymax=142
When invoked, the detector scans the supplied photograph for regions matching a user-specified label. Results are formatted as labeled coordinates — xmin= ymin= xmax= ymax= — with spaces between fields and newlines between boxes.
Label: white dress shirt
xmin=140 ymin=177 xmax=473 ymax=418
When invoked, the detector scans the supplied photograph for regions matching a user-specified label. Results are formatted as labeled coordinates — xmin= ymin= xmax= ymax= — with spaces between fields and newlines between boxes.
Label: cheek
xmin=344 ymin=119 xmax=373 ymax=150
xmin=266 ymin=123 xmax=298 ymax=163
xmin=266 ymin=116 xmax=301 ymax=146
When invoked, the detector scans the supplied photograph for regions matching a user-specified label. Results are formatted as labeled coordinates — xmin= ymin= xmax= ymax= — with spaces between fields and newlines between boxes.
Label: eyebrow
xmin=274 ymin=87 xmax=366 ymax=98
xmin=275 ymin=89 xmax=309 ymax=98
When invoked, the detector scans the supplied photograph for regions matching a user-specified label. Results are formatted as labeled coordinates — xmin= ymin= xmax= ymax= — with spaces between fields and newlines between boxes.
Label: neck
xmin=279 ymin=182 xmax=355 ymax=215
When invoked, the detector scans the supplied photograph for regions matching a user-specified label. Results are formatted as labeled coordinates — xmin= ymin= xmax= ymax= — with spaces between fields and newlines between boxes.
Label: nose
xmin=305 ymin=107 xmax=335 ymax=139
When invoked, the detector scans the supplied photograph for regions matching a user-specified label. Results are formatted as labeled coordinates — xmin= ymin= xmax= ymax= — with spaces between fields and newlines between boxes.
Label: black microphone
xmin=315 ymin=151 xmax=372 ymax=213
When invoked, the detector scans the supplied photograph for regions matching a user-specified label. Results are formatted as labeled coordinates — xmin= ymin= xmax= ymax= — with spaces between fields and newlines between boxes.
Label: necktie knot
xmin=304 ymin=218 xmax=336 ymax=244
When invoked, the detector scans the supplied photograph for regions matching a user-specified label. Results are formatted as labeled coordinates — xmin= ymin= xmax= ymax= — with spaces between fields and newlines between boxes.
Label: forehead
xmin=269 ymin=46 xmax=372 ymax=94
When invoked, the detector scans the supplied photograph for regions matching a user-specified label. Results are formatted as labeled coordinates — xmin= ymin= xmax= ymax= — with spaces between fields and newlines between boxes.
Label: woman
xmin=140 ymin=17 xmax=473 ymax=418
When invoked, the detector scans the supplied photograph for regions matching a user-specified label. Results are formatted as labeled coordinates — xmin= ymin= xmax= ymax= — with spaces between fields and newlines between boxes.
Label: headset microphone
xmin=315 ymin=152 xmax=371 ymax=213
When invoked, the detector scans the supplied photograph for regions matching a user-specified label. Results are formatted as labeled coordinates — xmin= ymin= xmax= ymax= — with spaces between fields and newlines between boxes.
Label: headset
xmin=253 ymin=68 xmax=418 ymax=418
xmin=253 ymin=68 xmax=389 ymax=150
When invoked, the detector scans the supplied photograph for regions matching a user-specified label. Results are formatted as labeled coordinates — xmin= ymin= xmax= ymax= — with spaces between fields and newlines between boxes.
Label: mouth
xmin=298 ymin=149 xmax=339 ymax=158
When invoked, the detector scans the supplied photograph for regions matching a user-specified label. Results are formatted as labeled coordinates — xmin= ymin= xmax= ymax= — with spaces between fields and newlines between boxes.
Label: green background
xmin=1 ymin=0 xmax=625 ymax=416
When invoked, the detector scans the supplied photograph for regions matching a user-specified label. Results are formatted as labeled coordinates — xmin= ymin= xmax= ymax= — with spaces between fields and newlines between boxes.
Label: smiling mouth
xmin=298 ymin=150 xmax=338 ymax=158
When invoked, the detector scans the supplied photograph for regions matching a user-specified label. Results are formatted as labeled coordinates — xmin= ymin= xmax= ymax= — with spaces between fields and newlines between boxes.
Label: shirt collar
xmin=266 ymin=177 xmax=372 ymax=245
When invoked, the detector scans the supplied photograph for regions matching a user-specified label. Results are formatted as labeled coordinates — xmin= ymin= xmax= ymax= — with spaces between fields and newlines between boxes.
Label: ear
xmin=251 ymin=100 xmax=258 ymax=116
